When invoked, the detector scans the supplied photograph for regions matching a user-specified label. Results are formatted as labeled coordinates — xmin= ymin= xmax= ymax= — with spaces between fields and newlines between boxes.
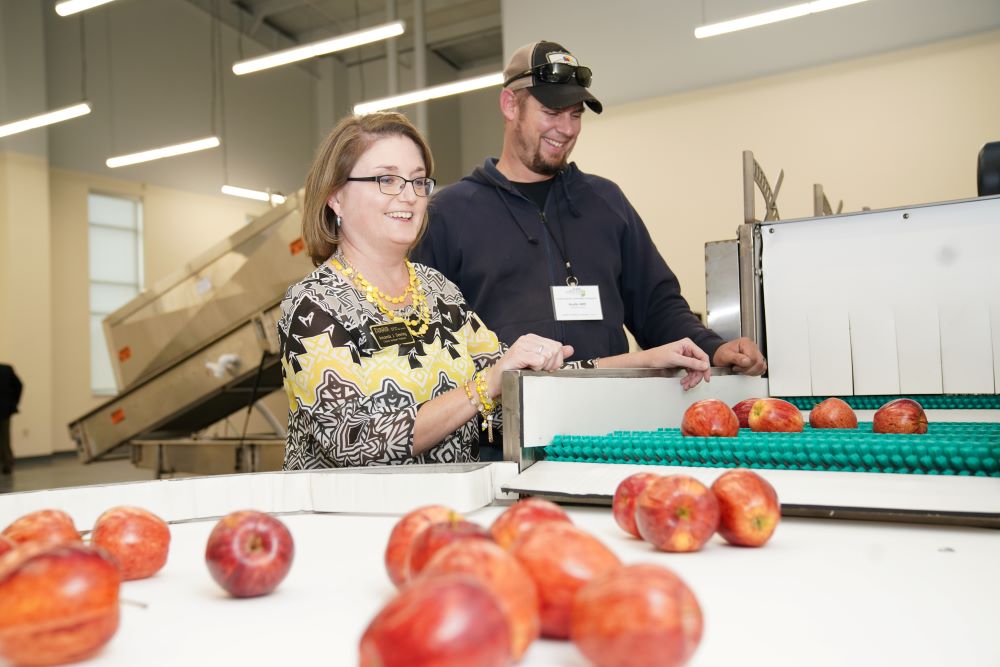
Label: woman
xmin=279 ymin=112 xmax=711 ymax=469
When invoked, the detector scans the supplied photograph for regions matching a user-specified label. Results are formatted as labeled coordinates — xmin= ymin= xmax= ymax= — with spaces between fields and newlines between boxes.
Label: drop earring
xmin=335 ymin=215 xmax=342 ymax=228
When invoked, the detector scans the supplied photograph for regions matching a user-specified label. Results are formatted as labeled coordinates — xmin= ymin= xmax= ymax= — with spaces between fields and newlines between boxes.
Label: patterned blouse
xmin=279 ymin=260 xmax=507 ymax=469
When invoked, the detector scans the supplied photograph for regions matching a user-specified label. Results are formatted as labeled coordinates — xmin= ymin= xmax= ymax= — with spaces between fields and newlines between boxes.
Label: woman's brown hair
xmin=301 ymin=112 xmax=435 ymax=266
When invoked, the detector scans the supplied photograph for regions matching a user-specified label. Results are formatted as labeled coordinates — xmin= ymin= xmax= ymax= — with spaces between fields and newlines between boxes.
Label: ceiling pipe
xmin=386 ymin=0 xmax=399 ymax=96
xmin=413 ymin=0 xmax=427 ymax=137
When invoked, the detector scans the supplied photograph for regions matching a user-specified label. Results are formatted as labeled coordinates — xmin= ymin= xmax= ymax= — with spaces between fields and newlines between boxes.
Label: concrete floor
xmin=0 ymin=452 xmax=158 ymax=495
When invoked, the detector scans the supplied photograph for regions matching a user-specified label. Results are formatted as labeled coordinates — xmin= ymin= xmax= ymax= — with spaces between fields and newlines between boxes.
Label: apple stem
xmin=120 ymin=597 xmax=149 ymax=609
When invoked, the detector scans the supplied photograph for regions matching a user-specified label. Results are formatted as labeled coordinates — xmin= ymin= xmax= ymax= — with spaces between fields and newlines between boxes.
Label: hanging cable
xmin=237 ymin=6 xmax=245 ymax=60
xmin=105 ymin=9 xmax=116 ymax=152
xmin=355 ymin=0 xmax=366 ymax=101
xmin=212 ymin=0 xmax=230 ymax=184
xmin=209 ymin=0 xmax=218 ymax=139
xmin=79 ymin=14 xmax=89 ymax=101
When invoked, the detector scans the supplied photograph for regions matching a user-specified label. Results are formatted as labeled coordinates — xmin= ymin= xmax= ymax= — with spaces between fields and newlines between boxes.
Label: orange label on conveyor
xmin=289 ymin=237 xmax=305 ymax=255
xmin=118 ymin=346 xmax=131 ymax=362
xmin=110 ymin=409 xmax=125 ymax=425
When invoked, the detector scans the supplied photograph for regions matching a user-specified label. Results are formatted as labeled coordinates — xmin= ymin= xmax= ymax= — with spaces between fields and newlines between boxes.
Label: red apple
xmin=571 ymin=563 xmax=703 ymax=667
xmin=359 ymin=574 xmax=512 ymax=667
xmin=384 ymin=505 xmax=456 ymax=588
xmin=635 ymin=475 xmax=720 ymax=553
xmin=408 ymin=518 xmax=492 ymax=578
xmin=681 ymin=399 xmax=739 ymax=437
xmin=490 ymin=498 xmax=572 ymax=550
xmin=0 ymin=537 xmax=14 ymax=558
xmin=809 ymin=397 xmax=858 ymax=429
xmin=205 ymin=510 xmax=294 ymax=598
xmin=1 ymin=509 xmax=80 ymax=547
xmin=422 ymin=540 xmax=540 ymax=660
xmin=873 ymin=398 xmax=928 ymax=434
xmin=510 ymin=522 xmax=622 ymax=639
xmin=731 ymin=398 xmax=761 ymax=429
xmin=612 ymin=472 xmax=660 ymax=538
xmin=748 ymin=398 xmax=804 ymax=432
xmin=711 ymin=469 xmax=780 ymax=547
xmin=90 ymin=506 xmax=171 ymax=581
xmin=0 ymin=542 xmax=120 ymax=667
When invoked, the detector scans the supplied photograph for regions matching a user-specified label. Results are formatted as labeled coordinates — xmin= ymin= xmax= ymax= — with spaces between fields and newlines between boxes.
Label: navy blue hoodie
xmin=412 ymin=158 xmax=725 ymax=363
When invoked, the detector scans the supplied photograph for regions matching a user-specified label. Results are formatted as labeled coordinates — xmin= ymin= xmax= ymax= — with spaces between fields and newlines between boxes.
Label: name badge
xmin=551 ymin=285 xmax=603 ymax=321
xmin=370 ymin=322 xmax=414 ymax=348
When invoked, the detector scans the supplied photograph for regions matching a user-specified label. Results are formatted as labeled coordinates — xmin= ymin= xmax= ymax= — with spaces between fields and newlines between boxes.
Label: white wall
xmin=0 ymin=152 xmax=54 ymax=459
xmin=570 ymin=30 xmax=1000 ymax=319
xmin=459 ymin=63 xmax=505 ymax=176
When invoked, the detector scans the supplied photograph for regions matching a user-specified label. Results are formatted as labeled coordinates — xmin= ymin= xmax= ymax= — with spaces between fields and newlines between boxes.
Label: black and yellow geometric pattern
xmin=278 ymin=261 xmax=503 ymax=469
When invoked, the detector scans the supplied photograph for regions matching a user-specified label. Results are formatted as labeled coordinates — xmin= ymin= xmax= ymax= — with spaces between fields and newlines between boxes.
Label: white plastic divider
xmin=0 ymin=463 xmax=519 ymax=530
xmin=761 ymin=196 xmax=1000 ymax=397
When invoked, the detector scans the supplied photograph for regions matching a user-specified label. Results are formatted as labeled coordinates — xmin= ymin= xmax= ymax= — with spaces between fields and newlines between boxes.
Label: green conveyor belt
xmin=544 ymin=423 xmax=1000 ymax=477
xmin=778 ymin=395 xmax=1000 ymax=410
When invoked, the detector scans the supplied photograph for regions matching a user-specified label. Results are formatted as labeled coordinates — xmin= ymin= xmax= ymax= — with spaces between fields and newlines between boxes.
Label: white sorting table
xmin=1 ymin=467 xmax=997 ymax=666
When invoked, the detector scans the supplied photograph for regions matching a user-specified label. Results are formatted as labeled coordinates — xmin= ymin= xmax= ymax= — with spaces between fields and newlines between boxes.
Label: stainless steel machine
xmin=68 ymin=193 xmax=313 ymax=475
xmin=500 ymin=154 xmax=1000 ymax=527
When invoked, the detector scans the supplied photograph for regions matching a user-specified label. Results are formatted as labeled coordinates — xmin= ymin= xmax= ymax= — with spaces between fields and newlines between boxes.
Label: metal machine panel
xmin=502 ymin=368 xmax=768 ymax=467
xmin=105 ymin=193 xmax=311 ymax=390
xmin=759 ymin=195 xmax=1000 ymax=397
xmin=71 ymin=307 xmax=283 ymax=462
xmin=499 ymin=370 xmax=1000 ymax=527
xmin=704 ymin=239 xmax=741 ymax=342
xmin=130 ymin=438 xmax=285 ymax=476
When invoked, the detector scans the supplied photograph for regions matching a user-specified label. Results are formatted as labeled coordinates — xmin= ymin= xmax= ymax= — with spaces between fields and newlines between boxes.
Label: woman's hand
xmin=484 ymin=334 xmax=574 ymax=399
xmin=642 ymin=338 xmax=711 ymax=390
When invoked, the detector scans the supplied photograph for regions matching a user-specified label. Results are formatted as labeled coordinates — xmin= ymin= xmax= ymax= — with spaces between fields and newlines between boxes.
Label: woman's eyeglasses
xmin=503 ymin=62 xmax=593 ymax=89
xmin=346 ymin=175 xmax=436 ymax=197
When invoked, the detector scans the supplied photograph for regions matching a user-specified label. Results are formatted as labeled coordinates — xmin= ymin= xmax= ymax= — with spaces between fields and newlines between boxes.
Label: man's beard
xmin=528 ymin=150 xmax=566 ymax=176
xmin=514 ymin=123 xmax=568 ymax=176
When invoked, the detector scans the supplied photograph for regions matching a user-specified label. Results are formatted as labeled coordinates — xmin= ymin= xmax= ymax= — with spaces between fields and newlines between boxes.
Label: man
xmin=0 ymin=364 xmax=22 ymax=475
xmin=413 ymin=39 xmax=766 ymax=373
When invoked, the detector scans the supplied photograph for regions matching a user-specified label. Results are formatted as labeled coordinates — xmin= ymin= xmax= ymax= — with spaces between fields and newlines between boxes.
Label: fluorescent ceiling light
xmin=0 ymin=102 xmax=92 ymax=139
xmin=695 ymin=0 xmax=869 ymax=39
xmin=55 ymin=0 xmax=117 ymax=16
xmin=354 ymin=72 xmax=503 ymax=114
xmin=221 ymin=185 xmax=286 ymax=205
xmin=106 ymin=136 xmax=220 ymax=168
xmin=233 ymin=21 xmax=405 ymax=75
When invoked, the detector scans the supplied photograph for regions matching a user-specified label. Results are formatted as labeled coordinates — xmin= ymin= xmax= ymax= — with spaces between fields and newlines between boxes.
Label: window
xmin=88 ymin=193 xmax=143 ymax=395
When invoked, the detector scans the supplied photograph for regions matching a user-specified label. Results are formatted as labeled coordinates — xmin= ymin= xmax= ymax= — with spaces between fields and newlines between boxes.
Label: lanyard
xmin=538 ymin=211 xmax=578 ymax=286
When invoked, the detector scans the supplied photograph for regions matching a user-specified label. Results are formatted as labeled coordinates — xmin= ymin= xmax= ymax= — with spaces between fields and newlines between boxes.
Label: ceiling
xmin=185 ymin=0 xmax=503 ymax=72
xmin=184 ymin=0 xmax=1000 ymax=105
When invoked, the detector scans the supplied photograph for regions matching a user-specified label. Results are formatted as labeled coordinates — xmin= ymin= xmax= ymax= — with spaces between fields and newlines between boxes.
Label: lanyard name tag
xmin=370 ymin=322 xmax=414 ymax=348
xmin=551 ymin=285 xmax=603 ymax=321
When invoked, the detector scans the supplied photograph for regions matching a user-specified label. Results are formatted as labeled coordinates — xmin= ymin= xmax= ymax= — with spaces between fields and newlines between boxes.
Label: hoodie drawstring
xmin=495 ymin=186 xmax=539 ymax=245
xmin=559 ymin=174 xmax=582 ymax=218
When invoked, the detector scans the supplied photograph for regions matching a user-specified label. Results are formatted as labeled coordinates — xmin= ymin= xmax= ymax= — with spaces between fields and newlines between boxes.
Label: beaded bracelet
xmin=473 ymin=370 xmax=495 ymax=412
xmin=472 ymin=370 xmax=496 ymax=443
xmin=462 ymin=380 xmax=480 ymax=409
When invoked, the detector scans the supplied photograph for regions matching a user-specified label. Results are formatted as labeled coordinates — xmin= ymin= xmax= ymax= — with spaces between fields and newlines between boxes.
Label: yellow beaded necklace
xmin=331 ymin=255 xmax=431 ymax=337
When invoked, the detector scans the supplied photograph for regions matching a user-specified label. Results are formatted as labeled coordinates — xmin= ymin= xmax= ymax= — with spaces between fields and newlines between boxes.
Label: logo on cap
xmin=546 ymin=52 xmax=578 ymax=67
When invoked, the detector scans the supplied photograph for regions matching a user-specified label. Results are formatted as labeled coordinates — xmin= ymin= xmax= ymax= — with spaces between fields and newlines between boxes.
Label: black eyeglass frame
xmin=346 ymin=175 xmax=436 ymax=197
xmin=503 ymin=62 xmax=593 ymax=89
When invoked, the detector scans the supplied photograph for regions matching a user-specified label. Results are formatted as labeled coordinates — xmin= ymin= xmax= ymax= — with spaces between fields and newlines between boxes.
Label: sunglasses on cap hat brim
xmin=503 ymin=62 xmax=593 ymax=89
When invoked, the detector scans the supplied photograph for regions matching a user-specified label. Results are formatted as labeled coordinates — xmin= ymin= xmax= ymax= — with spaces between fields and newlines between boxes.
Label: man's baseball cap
xmin=502 ymin=40 xmax=603 ymax=114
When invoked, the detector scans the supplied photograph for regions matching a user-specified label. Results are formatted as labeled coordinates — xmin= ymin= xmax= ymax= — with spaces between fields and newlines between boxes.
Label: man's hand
xmin=712 ymin=337 xmax=767 ymax=376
